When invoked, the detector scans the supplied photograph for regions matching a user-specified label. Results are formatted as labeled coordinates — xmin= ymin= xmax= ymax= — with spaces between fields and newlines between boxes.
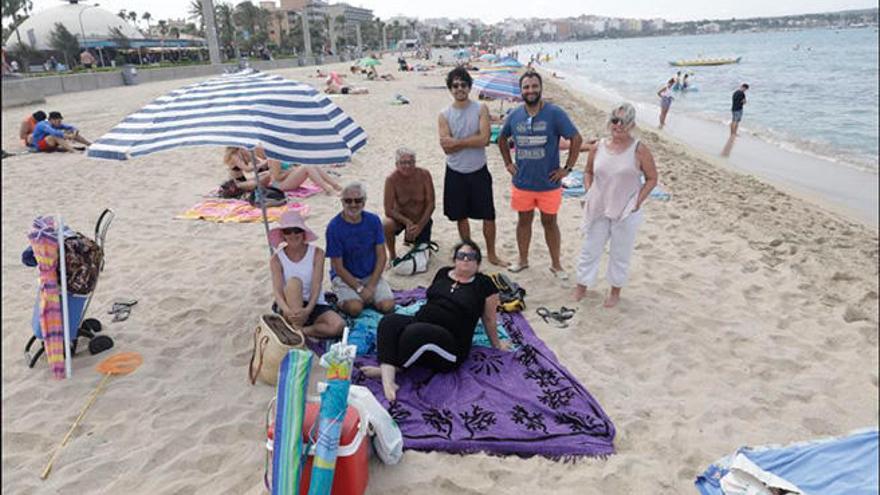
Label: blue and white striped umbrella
xmin=87 ymin=70 xmax=367 ymax=165
xmin=473 ymin=71 xmax=522 ymax=101
xmin=494 ymin=57 xmax=524 ymax=68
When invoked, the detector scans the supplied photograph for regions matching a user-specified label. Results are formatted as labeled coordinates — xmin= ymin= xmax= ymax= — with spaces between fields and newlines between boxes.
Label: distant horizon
xmin=7 ymin=0 xmax=877 ymax=28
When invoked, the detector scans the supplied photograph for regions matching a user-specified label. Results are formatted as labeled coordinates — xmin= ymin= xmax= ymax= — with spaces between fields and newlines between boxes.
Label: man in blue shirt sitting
xmin=327 ymin=182 xmax=396 ymax=317
xmin=31 ymin=111 xmax=91 ymax=152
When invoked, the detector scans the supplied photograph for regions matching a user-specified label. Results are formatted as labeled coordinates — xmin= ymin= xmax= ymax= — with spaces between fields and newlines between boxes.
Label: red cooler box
xmin=267 ymin=402 xmax=369 ymax=495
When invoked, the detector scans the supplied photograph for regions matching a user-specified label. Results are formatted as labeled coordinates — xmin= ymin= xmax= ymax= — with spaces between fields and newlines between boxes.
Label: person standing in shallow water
xmin=574 ymin=103 xmax=658 ymax=308
xmin=438 ymin=67 xmax=506 ymax=266
xmin=657 ymin=78 xmax=675 ymax=129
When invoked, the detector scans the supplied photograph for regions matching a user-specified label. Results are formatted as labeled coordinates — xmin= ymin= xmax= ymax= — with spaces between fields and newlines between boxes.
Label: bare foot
xmin=380 ymin=364 xmax=399 ymax=402
xmin=573 ymin=284 xmax=587 ymax=301
xmin=359 ymin=365 xmax=381 ymax=378
xmin=487 ymin=254 xmax=508 ymax=267
xmin=603 ymin=292 xmax=620 ymax=308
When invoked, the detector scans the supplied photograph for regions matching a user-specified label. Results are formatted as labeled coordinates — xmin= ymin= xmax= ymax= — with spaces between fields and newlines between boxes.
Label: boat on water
xmin=669 ymin=56 xmax=741 ymax=67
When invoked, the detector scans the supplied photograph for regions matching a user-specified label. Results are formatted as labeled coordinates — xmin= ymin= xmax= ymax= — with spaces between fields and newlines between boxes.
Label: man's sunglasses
xmin=454 ymin=251 xmax=479 ymax=261
xmin=343 ymin=197 xmax=365 ymax=205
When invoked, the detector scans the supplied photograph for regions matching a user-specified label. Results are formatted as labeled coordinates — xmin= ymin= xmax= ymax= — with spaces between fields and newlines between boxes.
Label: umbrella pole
xmin=250 ymin=148 xmax=273 ymax=256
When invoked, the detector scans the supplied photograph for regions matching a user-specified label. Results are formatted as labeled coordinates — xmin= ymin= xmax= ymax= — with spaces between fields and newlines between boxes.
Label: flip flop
xmin=536 ymin=307 xmax=568 ymax=328
xmin=549 ymin=267 xmax=569 ymax=281
xmin=112 ymin=307 xmax=131 ymax=322
xmin=508 ymin=262 xmax=529 ymax=273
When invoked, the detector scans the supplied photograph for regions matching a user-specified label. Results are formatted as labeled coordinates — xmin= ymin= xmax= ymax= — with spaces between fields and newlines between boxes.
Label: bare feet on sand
xmin=488 ymin=254 xmax=508 ymax=267
xmin=573 ymin=284 xmax=588 ymax=301
xmin=603 ymin=290 xmax=621 ymax=308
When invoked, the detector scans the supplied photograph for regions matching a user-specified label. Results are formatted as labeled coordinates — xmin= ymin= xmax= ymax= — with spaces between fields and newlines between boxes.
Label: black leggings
xmin=376 ymin=314 xmax=459 ymax=371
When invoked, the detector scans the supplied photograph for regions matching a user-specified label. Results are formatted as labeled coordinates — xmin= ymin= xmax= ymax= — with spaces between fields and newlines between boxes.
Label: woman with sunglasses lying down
xmin=361 ymin=240 xmax=511 ymax=401
xmin=573 ymin=102 xmax=659 ymax=308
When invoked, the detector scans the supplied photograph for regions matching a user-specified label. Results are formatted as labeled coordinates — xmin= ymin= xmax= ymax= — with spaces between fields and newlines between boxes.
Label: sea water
xmin=517 ymin=28 xmax=879 ymax=172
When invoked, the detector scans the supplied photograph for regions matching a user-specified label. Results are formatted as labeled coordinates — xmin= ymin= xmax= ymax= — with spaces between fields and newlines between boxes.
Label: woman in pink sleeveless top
xmin=574 ymin=103 xmax=658 ymax=307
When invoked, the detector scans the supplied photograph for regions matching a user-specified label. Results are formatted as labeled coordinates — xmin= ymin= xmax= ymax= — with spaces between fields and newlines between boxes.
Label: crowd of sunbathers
xmin=18 ymin=110 xmax=91 ymax=153
xmin=263 ymin=65 xmax=659 ymax=401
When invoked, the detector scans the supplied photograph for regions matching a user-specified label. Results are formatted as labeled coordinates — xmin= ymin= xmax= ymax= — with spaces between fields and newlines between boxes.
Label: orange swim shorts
xmin=510 ymin=186 xmax=563 ymax=215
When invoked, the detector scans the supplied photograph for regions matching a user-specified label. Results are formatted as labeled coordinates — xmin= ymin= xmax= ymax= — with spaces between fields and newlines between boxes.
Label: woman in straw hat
xmin=269 ymin=211 xmax=345 ymax=337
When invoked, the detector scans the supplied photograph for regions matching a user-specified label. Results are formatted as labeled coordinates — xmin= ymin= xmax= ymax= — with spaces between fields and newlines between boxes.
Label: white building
xmin=7 ymin=0 xmax=144 ymax=50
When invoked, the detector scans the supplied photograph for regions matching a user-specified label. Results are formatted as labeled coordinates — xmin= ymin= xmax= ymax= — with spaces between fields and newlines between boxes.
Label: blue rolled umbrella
xmin=454 ymin=48 xmax=471 ymax=59
xmin=87 ymin=69 xmax=367 ymax=165
xmin=479 ymin=53 xmax=498 ymax=62
xmin=473 ymin=71 xmax=522 ymax=101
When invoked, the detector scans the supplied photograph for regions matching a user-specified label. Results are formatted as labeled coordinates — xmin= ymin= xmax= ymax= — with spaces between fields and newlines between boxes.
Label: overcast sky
xmin=19 ymin=0 xmax=877 ymax=25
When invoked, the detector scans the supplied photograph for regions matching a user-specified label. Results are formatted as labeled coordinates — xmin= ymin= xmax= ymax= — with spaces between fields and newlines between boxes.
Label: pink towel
xmin=178 ymin=199 xmax=310 ymax=223
xmin=28 ymin=216 xmax=66 ymax=379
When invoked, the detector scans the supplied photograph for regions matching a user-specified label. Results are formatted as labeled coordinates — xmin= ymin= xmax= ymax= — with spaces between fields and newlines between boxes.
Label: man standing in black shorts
xmin=438 ymin=67 xmax=507 ymax=266
xmin=730 ymin=83 xmax=749 ymax=137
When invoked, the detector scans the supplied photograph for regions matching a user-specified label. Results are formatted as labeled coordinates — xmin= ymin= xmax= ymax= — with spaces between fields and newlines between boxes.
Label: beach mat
xmin=210 ymin=181 xmax=323 ymax=199
xmin=177 ymin=199 xmax=310 ymax=223
xmin=695 ymin=428 xmax=879 ymax=495
xmin=321 ymin=288 xmax=616 ymax=459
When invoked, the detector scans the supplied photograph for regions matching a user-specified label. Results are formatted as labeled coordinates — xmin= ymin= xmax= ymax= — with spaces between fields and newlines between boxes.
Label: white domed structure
xmin=7 ymin=1 xmax=145 ymax=50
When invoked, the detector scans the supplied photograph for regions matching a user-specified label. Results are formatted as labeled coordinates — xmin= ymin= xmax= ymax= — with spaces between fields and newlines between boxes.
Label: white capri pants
xmin=576 ymin=210 xmax=644 ymax=288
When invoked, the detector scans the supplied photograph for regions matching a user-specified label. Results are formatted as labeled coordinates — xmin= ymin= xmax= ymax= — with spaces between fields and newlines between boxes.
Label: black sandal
xmin=536 ymin=307 xmax=568 ymax=328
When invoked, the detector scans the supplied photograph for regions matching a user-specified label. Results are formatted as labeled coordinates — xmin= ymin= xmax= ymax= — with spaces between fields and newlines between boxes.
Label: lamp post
xmin=78 ymin=2 xmax=104 ymax=67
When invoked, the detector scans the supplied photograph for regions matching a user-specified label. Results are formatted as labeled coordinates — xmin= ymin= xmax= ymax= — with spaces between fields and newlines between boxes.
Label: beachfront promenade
xmin=2 ymin=56 xmax=877 ymax=494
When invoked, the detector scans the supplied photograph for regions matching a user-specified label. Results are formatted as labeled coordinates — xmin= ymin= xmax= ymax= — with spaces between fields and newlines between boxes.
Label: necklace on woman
xmin=449 ymin=271 xmax=475 ymax=293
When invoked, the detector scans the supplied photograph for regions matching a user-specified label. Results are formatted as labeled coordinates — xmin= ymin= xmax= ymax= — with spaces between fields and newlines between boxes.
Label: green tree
xmin=127 ymin=10 xmax=138 ymax=30
xmin=2 ymin=0 xmax=33 ymax=47
xmin=142 ymin=12 xmax=152 ymax=35
xmin=117 ymin=9 xmax=127 ymax=20
xmin=215 ymin=2 xmax=237 ymax=57
xmin=187 ymin=0 xmax=205 ymax=35
xmin=8 ymin=40 xmax=40 ymax=72
xmin=49 ymin=22 xmax=80 ymax=68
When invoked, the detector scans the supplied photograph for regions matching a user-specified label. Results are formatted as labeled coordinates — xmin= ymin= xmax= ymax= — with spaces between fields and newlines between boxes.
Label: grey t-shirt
xmin=441 ymin=100 xmax=486 ymax=174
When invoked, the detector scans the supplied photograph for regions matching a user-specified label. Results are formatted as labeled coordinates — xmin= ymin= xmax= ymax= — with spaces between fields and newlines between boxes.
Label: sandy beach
xmin=2 ymin=57 xmax=878 ymax=494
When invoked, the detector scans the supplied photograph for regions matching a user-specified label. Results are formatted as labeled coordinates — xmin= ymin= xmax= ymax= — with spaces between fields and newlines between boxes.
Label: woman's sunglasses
xmin=454 ymin=251 xmax=479 ymax=261
xmin=342 ymin=197 xmax=365 ymax=205
xmin=609 ymin=116 xmax=629 ymax=126
xmin=281 ymin=227 xmax=304 ymax=235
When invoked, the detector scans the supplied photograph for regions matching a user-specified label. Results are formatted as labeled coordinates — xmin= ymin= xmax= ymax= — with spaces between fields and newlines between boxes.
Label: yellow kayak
xmin=669 ymin=56 xmax=741 ymax=67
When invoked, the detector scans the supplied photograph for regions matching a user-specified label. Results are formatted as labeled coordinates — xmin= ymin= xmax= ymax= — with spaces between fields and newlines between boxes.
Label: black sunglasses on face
xmin=610 ymin=117 xmax=628 ymax=125
xmin=454 ymin=251 xmax=479 ymax=261
xmin=343 ymin=197 xmax=365 ymax=205
xmin=282 ymin=227 xmax=304 ymax=235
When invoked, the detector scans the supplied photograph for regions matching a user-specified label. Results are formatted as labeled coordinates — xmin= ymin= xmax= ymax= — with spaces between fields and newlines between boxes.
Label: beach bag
xmin=248 ymin=186 xmax=287 ymax=208
xmin=391 ymin=242 xmax=438 ymax=276
xmin=490 ymin=272 xmax=526 ymax=313
xmin=249 ymin=314 xmax=305 ymax=386
xmin=63 ymin=233 xmax=103 ymax=295
xmin=218 ymin=179 xmax=245 ymax=199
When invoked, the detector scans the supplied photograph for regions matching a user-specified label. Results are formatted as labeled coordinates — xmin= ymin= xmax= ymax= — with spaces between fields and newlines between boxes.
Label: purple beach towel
xmin=339 ymin=288 xmax=616 ymax=459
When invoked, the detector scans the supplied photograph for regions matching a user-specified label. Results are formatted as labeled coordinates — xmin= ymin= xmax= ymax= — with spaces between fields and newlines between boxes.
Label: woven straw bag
xmin=248 ymin=314 xmax=305 ymax=385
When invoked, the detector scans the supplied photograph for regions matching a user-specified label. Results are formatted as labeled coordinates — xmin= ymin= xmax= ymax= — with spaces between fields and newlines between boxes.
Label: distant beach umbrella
xmin=454 ymin=48 xmax=471 ymax=59
xmin=494 ymin=57 xmax=523 ymax=68
xmin=87 ymin=69 xmax=367 ymax=165
xmin=473 ymin=71 xmax=522 ymax=101
xmin=358 ymin=57 xmax=381 ymax=67
xmin=479 ymin=53 xmax=499 ymax=62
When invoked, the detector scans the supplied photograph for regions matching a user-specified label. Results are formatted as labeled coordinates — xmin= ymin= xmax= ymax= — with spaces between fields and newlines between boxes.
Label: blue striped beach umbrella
xmin=87 ymin=69 xmax=367 ymax=165
xmin=478 ymin=53 xmax=499 ymax=62
xmin=473 ymin=71 xmax=522 ymax=101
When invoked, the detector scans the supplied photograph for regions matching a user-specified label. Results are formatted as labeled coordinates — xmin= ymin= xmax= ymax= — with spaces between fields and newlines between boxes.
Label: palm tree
xmin=142 ymin=12 xmax=152 ymax=36
xmin=117 ymin=9 xmax=127 ymax=20
xmin=2 ymin=0 xmax=33 ymax=47
xmin=187 ymin=0 xmax=204 ymax=35
xmin=127 ymin=10 xmax=138 ymax=31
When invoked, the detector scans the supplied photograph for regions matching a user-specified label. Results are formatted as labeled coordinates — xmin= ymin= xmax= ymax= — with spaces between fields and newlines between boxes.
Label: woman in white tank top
xmin=574 ymin=103 xmax=659 ymax=308
xmin=269 ymin=211 xmax=345 ymax=337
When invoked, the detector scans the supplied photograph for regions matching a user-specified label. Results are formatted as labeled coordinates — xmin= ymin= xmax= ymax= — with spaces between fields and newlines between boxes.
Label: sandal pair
xmin=536 ymin=306 xmax=577 ymax=328
xmin=109 ymin=299 xmax=137 ymax=322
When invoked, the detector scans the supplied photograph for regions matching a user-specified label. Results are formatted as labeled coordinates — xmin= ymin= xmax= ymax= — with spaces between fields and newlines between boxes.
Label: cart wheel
xmin=81 ymin=318 xmax=102 ymax=333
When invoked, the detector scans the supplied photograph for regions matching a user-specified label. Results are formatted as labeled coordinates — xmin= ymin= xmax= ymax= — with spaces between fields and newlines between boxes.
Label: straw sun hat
xmin=268 ymin=210 xmax=318 ymax=247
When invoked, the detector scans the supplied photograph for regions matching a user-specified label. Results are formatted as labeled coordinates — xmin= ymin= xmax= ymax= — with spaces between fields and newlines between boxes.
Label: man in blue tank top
xmin=499 ymin=71 xmax=583 ymax=280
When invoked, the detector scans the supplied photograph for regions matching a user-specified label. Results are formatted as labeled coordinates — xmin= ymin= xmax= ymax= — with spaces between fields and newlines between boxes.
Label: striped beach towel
xmin=28 ymin=216 xmax=66 ymax=379
xmin=177 ymin=200 xmax=310 ymax=223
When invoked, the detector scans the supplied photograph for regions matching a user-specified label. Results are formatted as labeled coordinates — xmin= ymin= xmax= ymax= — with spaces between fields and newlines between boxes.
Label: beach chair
xmin=23 ymin=209 xmax=115 ymax=368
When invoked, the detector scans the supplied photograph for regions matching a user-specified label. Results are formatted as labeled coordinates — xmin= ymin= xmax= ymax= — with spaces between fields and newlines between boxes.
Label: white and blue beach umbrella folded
xmin=473 ymin=71 xmax=522 ymax=101
xmin=87 ymin=70 xmax=367 ymax=165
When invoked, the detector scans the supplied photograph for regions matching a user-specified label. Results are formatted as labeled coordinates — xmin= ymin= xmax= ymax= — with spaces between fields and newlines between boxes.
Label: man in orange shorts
xmin=499 ymin=71 xmax=583 ymax=280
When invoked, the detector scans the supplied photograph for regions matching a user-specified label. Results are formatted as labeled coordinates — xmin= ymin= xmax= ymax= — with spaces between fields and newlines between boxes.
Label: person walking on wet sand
xmin=438 ymin=66 xmax=506 ymax=266
xmin=729 ymin=83 xmax=749 ymax=137
xmin=657 ymin=78 xmax=675 ymax=129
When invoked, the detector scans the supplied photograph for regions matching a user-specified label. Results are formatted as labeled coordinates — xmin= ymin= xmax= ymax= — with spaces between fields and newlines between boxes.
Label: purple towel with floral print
xmin=346 ymin=288 xmax=616 ymax=459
